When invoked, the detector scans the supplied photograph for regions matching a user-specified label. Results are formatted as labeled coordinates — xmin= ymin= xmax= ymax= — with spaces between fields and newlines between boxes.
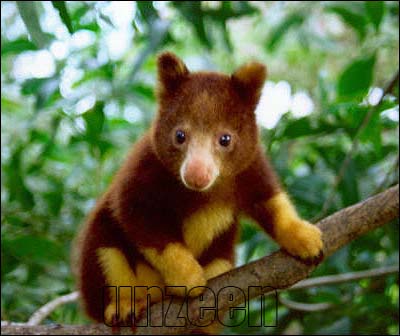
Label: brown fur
xmin=73 ymin=52 xmax=323 ymax=328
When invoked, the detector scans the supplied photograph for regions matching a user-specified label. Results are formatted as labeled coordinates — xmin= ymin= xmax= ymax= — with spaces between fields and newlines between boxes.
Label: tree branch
xmin=1 ymin=185 xmax=398 ymax=335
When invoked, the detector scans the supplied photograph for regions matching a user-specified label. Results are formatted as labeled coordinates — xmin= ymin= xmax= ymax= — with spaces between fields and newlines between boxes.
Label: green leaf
xmin=4 ymin=236 xmax=62 ymax=264
xmin=337 ymin=55 xmax=376 ymax=99
xmin=71 ymin=63 xmax=114 ymax=88
xmin=5 ymin=146 xmax=34 ymax=210
xmin=21 ymin=78 xmax=49 ymax=95
xmin=279 ymin=117 xmax=313 ymax=139
xmin=338 ymin=158 xmax=360 ymax=207
xmin=205 ymin=1 xmax=258 ymax=21
xmin=16 ymin=2 xmax=52 ymax=48
xmin=1 ymin=38 xmax=38 ymax=56
xmin=68 ymin=3 xmax=98 ymax=32
xmin=221 ymin=21 xmax=233 ymax=52
xmin=290 ymin=175 xmax=326 ymax=207
xmin=1 ymin=96 xmax=23 ymax=112
xmin=199 ymin=1 xmax=258 ymax=52
xmin=315 ymin=317 xmax=351 ymax=335
xmin=326 ymin=3 xmax=367 ymax=40
xmin=172 ymin=1 xmax=211 ymax=49
xmin=43 ymin=179 xmax=64 ymax=217
xmin=52 ymin=1 xmax=74 ymax=34
xmin=131 ymin=83 xmax=155 ymax=101
xmin=365 ymin=1 xmax=385 ymax=31
xmin=310 ymin=289 xmax=342 ymax=304
xmin=266 ymin=12 xmax=305 ymax=52
xmin=129 ymin=19 xmax=170 ymax=80
xmin=359 ymin=112 xmax=382 ymax=157
xmin=21 ymin=76 xmax=61 ymax=109
xmin=70 ymin=3 xmax=91 ymax=24
xmin=278 ymin=116 xmax=337 ymax=140
xmin=99 ymin=13 xmax=116 ymax=29
xmin=136 ymin=1 xmax=159 ymax=26
xmin=240 ymin=220 xmax=259 ymax=242
xmin=82 ymin=101 xmax=105 ymax=139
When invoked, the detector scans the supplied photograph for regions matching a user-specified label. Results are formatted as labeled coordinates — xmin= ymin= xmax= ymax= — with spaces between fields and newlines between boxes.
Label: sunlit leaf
xmin=337 ymin=54 xmax=376 ymax=99
xmin=359 ymin=112 xmax=382 ymax=157
xmin=365 ymin=1 xmax=385 ymax=31
xmin=4 ymin=236 xmax=62 ymax=264
xmin=338 ymin=158 xmax=360 ymax=207
xmin=69 ymin=3 xmax=99 ymax=32
xmin=172 ymin=1 xmax=211 ymax=49
xmin=1 ymin=38 xmax=37 ymax=56
xmin=82 ymin=101 xmax=105 ymax=139
xmin=266 ymin=12 xmax=305 ymax=51
xmin=21 ymin=76 xmax=61 ymax=109
xmin=4 ymin=146 xmax=34 ymax=210
xmin=52 ymin=1 xmax=74 ymax=34
xmin=136 ymin=1 xmax=159 ymax=26
xmin=129 ymin=19 xmax=170 ymax=80
xmin=1 ymin=96 xmax=23 ymax=112
xmin=43 ymin=179 xmax=64 ymax=217
xmin=326 ymin=3 xmax=367 ymax=40
xmin=98 ymin=13 xmax=115 ymax=28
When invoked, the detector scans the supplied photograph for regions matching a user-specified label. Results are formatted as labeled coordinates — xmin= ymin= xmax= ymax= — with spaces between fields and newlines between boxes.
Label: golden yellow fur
xmin=97 ymin=247 xmax=136 ymax=287
xmin=203 ymin=258 xmax=233 ymax=280
xmin=97 ymin=248 xmax=136 ymax=323
xmin=183 ymin=205 xmax=233 ymax=258
xmin=97 ymin=248 xmax=166 ymax=322
xmin=140 ymin=243 xmax=206 ymax=296
xmin=264 ymin=193 xmax=322 ymax=259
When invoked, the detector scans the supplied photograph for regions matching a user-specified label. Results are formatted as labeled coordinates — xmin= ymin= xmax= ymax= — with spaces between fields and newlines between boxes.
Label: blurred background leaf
xmin=52 ymin=1 xmax=74 ymax=34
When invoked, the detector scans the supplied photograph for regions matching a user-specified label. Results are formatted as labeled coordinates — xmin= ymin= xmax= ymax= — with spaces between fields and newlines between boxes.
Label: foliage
xmin=1 ymin=1 xmax=399 ymax=334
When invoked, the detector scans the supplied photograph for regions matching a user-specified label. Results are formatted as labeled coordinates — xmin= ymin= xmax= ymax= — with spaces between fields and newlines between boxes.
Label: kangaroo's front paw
xmin=277 ymin=219 xmax=323 ymax=263
xmin=104 ymin=297 xmax=148 ymax=328
xmin=165 ymin=262 xmax=206 ymax=297
xmin=104 ymin=298 xmax=133 ymax=327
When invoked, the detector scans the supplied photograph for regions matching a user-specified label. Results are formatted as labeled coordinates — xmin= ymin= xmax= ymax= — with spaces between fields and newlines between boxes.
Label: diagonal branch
xmin=1 ymin=185 xmax=398 ymax=335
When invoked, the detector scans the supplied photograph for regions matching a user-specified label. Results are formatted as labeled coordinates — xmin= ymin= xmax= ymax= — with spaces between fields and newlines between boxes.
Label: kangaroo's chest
xmin=182 ymin=204 xmax=235 ymax=258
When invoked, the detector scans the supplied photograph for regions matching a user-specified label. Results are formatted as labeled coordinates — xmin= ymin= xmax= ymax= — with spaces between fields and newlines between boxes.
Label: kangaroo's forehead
xmin=178 ymin=76 xmax=244 ymax=122
xmin=182 ymin=73 xmax=237 ymax=104
xmin=175 ymin=91 xmax=242 ymax=131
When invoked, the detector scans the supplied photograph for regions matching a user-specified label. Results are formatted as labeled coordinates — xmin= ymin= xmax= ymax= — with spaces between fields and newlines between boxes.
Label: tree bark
xmin=2 ymin=184 xmax=398 ymax=335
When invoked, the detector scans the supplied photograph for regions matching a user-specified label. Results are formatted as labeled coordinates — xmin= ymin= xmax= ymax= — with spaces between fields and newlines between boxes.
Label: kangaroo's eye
xmin=219 ymin=134 xmax=231 ymax=147
xmin=175 ymin=130 xmax=186 ymax=144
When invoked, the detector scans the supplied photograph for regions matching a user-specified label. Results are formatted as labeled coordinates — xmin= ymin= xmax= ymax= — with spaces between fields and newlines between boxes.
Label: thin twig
xmin=278 ymin=266 xmax=400 ymax=313
xmin=275 ymin=265 xmax=398 ymax=313
xmin=289 ymin=264 xmax=398 ymax=290
xmin=279 ymin=296 xmax=336 ymax=312
xmin=27 ymin=292 xmax=80 ymax=326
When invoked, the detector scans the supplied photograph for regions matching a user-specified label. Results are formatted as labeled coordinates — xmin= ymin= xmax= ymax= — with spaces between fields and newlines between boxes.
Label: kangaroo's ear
xmin=157 ymin=52 xmax=189 ymax=97
xmin=231 ymin=62 xmax=267 ymax=105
